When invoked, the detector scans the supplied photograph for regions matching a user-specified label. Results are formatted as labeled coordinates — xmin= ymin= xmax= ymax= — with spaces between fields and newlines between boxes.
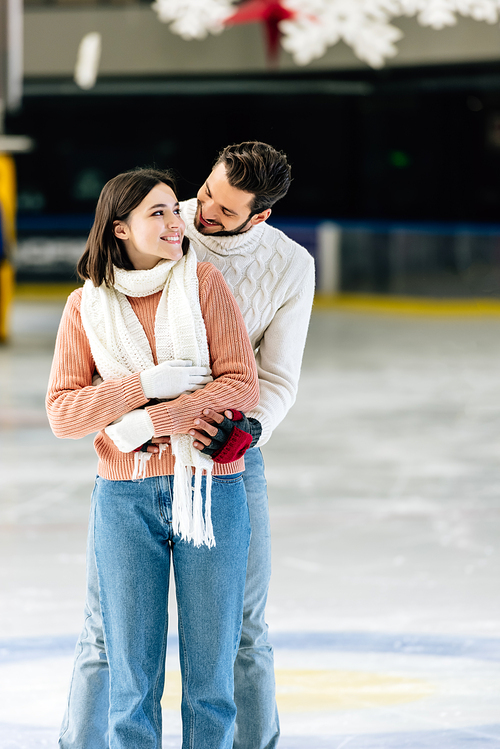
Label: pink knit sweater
xmin=46 ymin=262 xmax=259 ymax=479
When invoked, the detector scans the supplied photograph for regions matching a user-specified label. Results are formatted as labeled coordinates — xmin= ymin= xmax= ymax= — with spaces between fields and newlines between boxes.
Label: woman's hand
xmin=105 ymin=409 xmax=155 ymax=453
xmin=140 ymin=360 xmax=212 ymax=400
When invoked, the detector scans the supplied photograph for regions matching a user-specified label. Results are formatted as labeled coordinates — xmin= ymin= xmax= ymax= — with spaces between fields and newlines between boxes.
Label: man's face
xmin=194 ymin=163 xmax=256 ymax=236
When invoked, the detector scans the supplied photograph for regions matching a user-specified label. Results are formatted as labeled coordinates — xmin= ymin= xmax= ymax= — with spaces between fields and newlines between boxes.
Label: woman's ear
xmin=113 ymin=220 xmax=129 ymax=241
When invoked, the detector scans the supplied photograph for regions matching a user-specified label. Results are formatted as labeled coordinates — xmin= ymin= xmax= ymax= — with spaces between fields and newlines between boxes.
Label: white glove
xmin=140 ymin=359 xmax=212 ymax=400
xmin=105 ymin=409 xmax=155 ymax=453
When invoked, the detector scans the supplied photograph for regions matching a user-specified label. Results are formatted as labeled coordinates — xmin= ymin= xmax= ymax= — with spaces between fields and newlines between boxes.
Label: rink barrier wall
xmin=313 ymin=293 xmax=500 ymax=317
xmin=13 ymin=215 xmax=500 ymax=303
xmin=270 ymin=217 xmax=500 ymax=300
xmin=14 ymin=283 xmax=500 ymax=317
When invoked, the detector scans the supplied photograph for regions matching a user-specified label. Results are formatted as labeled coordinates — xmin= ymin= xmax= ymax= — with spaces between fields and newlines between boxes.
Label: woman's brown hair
xmin=77 ymin=167 xmax=185 ymax=287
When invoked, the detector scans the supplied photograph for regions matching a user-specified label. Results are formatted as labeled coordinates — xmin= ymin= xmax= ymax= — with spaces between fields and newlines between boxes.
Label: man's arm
xmin=184 ymin=254 xmax=315 ymax=451
xmin=247 ymin=257 xmax=315 ymax=445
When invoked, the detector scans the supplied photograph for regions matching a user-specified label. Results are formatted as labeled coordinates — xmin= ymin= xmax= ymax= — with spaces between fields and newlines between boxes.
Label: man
xmin=59 ymin=142 xmax=315 ymax=749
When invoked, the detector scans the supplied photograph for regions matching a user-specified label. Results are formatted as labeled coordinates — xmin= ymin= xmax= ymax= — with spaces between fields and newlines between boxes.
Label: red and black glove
xmin=200 ymin=411 xmax=262 ymax=464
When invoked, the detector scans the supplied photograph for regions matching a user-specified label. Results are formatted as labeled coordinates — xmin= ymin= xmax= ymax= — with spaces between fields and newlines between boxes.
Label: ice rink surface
xmin=0 ymin=297 xmax=499 ymax=748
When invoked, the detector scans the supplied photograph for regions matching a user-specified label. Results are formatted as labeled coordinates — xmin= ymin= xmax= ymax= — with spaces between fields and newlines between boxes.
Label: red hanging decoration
xmin=224 ymin=0 xmax=296 ymax=65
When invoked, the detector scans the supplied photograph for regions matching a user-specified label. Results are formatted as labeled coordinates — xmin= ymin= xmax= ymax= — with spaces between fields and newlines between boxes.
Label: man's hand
xmin=190 ymin=409 xmax=262 ymax=464
xmin=143 ymin=408 xmax=262 ymax=462
xmin=189 ymin=409 xmax=233 ymax=450
xmin=145 ymin=436 xmax=171 ymax=454
xmin=143 ymin=409 xmax=231 ymax=454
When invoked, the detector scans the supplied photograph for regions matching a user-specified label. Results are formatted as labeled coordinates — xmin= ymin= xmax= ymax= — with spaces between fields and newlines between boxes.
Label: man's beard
xmin=195 ymin=204 xmax=253 ymax=237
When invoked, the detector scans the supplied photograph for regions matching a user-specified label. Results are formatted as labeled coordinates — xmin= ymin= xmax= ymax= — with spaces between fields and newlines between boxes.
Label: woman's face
xmin=114 ymin=183 xmax=185 ymax=270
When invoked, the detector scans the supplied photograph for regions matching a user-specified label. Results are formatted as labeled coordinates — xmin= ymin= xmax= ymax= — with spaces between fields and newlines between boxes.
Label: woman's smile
xmin=161 ymin=232 xmax=182 ymax=243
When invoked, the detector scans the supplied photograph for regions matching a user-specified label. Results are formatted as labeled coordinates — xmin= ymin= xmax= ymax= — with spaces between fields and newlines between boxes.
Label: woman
xmin=46 ymin=168 xmax=259 ymax=748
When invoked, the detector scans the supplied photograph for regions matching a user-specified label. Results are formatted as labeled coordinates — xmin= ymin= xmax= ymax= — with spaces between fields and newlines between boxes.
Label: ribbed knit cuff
xmin=246 ymin=409 xmax=271 ymax=446
xmin=146 ymin=402 xmax=176 ymax=438
xmin=121 ymin=372 xmax=149 ymax=411
xmin=212 ymin=428 xmax=253 ymax=464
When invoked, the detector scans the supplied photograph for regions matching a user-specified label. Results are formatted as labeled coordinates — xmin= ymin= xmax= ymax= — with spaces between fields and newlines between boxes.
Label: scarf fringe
xmin=192 ymin=469 xmax=204 ymax=547
xmin=132 ymin=451 xmax=153 ymax=481
xmin=203 ymin=472 xmax=214 ymax=548
xmin=172 ymin=461 xmax=215 ymax=549
xmin=173 ymin=461 xmax=192 ymax=539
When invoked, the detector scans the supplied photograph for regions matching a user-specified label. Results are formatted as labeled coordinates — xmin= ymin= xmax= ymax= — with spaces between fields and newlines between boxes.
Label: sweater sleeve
xmin=45 ymin=290 xmax=148 ymax=439
xmin=145 ymin=264 xmax=259 ymax=437
xmin=247 ymin=255 xmax=315 ymax=445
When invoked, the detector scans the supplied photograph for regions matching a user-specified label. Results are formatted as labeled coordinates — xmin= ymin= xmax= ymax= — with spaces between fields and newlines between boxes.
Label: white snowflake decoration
xmin=398 ymin=0 xmax=500 ymax=28
xmin=151 ymin=0 xmax=233 ymax=40
xmin=281 ymin=0 xmax=404 ymax=68
xmin=152 ymin=0 xmax=500 ymax=67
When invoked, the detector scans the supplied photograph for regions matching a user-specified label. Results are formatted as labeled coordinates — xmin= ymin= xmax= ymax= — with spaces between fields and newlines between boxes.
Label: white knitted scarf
xmin=80 ymin=247 xmax=215 ymax=548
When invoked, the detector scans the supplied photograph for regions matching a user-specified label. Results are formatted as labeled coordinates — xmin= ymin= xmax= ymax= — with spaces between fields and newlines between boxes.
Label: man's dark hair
xmin=77 ymin=167 xmax=186 ymax=287
xmin=214 ymin=141 xmax=292 ymax=215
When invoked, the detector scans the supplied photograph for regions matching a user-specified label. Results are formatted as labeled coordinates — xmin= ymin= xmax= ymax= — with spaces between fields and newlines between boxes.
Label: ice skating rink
xmin=1 ymin=294 xmax=499 ymax=749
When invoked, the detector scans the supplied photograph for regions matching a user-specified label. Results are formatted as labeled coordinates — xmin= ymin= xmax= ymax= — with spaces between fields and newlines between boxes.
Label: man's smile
xmin=198 ymin=211 xmax=221 ymax=229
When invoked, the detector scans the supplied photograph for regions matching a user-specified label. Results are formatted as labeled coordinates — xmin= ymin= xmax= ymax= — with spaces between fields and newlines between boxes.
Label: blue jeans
xmin=95 ymin=472 xmax=249 ymax=749
xmin=59 ymin=448 xmax=279 ymax=749
xmin=233 ymin=448 xmax=280 ymax=749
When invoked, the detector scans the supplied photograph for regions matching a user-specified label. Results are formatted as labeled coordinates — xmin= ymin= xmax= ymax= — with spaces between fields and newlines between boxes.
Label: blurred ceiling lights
xmin=74 ymin=32 xmax=102 ymax=90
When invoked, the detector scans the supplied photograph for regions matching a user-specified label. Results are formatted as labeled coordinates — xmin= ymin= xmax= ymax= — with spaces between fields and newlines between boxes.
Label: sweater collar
xmin=181 ymin=198 xmax=266 ymax=257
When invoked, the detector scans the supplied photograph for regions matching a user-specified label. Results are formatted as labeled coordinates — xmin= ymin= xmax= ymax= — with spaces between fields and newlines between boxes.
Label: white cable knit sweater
xmin=180 ymin=198 xmax=315 ymax=446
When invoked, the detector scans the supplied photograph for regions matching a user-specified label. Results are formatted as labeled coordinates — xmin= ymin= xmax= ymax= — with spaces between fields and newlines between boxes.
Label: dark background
xmin=9 ymin=62 xmax=500 ymax=296
xmin=8 ymin=62 xmax=500 ymax=224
